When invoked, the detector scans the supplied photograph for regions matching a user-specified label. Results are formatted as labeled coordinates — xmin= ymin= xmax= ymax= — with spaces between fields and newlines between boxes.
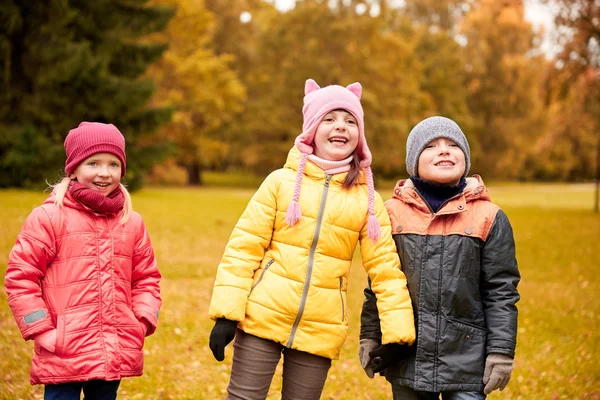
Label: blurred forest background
xmin=0 ymin=0 xmax=598 ymax=191
xmin=1 ymin=2 xmax=599 ymax=399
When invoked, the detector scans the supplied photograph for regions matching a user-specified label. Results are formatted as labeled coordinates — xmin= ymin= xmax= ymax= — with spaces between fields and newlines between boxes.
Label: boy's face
xmin=417 ymin=137 xmax=465 ymax=185
xmin=71 ymin=153 xmax=122 ymax=196
xmin=313 ymin=109 xmax=359 ymax=161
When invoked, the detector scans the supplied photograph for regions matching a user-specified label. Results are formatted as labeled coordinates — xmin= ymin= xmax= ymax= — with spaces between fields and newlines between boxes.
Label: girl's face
xmin=313 ymin=110 xmax=359 ymax=161
xmin=417 ymin=137 xmax=465 ymax=185
xmin=71 ymin=153 xmax=122 ymax=196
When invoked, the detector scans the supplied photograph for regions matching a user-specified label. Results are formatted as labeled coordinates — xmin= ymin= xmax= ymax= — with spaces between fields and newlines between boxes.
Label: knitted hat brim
xmin=66 ymin=143 xmax=127 ymax=177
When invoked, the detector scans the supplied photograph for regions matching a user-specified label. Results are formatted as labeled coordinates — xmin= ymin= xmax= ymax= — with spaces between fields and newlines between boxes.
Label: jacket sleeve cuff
xmin=360 ymin=330 xmax=382 ymax=341
xmin=486 ymin=338 xmax=516 ymax=358
xmin=486 ymin=347 xmax=515 ymax=358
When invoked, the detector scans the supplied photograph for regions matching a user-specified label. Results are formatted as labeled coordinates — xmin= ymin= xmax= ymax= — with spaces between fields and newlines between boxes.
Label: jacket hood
xmin=283 ymin=145 xmax=366 ymax=185
xmin=392 ymin=175 xmax=491 ymax=213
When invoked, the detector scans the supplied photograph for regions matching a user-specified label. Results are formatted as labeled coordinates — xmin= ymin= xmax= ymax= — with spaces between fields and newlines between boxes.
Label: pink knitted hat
xmin=286 ymin=79 xmax=380 ymax=242
xmin=64 ymin=122 xmax=126 ymax=177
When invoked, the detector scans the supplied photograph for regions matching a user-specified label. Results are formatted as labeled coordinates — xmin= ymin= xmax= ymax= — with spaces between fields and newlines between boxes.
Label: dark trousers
xmin=44 ymin=380 xmax=121 ymax=400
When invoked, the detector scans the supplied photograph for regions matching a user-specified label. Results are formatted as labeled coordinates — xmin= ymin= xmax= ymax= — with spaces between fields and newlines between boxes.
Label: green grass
xmin=1 ymin=184 xmax=599 ymax=399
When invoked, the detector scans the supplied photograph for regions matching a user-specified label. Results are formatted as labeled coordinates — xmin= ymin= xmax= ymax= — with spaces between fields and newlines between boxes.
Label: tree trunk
xmin=186 ymin=161 xmax=203 ymax=186
xmin=595 ymin=132 xmax=599 ymax=213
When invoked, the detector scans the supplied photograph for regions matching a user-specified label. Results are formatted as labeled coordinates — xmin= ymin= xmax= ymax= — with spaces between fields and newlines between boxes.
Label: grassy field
xmin=1 ymin=183 xmax=599 ymax=400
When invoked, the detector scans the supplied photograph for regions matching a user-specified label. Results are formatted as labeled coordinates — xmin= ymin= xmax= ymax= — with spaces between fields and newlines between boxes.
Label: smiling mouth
xmin=329 ymin=136 xmax=348 ymax=144
xmin=435 ymin=161 xmax=455 ymax=166
xmin=94 ymin=182 xmax=111 ymax=188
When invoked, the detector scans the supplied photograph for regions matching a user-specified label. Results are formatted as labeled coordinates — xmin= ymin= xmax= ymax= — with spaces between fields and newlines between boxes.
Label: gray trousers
xmin=227 ymin=329 xmax=332 ymax=400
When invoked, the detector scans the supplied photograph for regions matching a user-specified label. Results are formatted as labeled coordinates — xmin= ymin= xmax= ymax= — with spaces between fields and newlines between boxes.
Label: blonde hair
xmin=51 ymin=177 xmax=132 ymax=224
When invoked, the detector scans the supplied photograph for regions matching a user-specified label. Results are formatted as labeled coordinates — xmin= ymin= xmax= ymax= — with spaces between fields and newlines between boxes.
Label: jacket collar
xmin=392 ymin=175 xmax=490 ymax=214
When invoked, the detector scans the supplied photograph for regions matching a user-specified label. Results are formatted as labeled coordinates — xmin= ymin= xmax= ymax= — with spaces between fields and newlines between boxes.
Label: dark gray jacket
xmin=360 ymin=177 xmax=520 ymax=392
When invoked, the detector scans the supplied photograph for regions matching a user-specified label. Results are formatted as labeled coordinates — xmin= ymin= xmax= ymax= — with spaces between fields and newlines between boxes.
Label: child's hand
xmin=209 ymin=318 xmax=238 ymax=361
xmin=34 ymin=329 xmax=57 ymax=353
xmin=368 ymin=342 xmax=413 ymax=373
xmin=483 ymin=353 xmax=514 ymax=394
xmin=359 ymin=338 xmax=380 ymax=378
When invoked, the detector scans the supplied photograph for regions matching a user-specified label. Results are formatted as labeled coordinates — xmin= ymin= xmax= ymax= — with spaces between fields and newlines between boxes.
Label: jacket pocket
xmin=54 ymin=315 xmax=66 ymax=357
xmin=439 ymin=318 xmax=487 ymax=383
xmin=250 ymin=259 xmax=274 ymax=294
xmin=445 ymin=318 xmax=487 ymax=336
xmin=339 ymin=277 xmax=345 ymax=322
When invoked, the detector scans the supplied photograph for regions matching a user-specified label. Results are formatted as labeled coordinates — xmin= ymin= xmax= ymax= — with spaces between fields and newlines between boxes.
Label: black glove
xmin=209 ymin=318 xmax=238 ymax=361
xmin=369 ymin=343 xmax=412 ymax=373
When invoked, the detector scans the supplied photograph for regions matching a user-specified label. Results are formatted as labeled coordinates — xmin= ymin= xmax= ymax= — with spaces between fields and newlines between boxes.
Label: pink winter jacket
xmin=5 ymin=190 xmax=161 ymax=385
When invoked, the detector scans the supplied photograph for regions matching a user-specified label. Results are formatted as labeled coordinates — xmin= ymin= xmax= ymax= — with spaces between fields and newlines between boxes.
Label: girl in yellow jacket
xmin=208 ymin=79 xmax=415 ymax=400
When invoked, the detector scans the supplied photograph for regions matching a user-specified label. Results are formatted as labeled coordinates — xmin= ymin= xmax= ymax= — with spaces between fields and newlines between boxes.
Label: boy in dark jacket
xmin=359 ymin=116 xmax=520 ymax=399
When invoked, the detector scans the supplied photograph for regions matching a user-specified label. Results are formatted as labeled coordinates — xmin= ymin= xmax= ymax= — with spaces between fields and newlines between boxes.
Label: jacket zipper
xmin=339 ymin=277 xmax=345 ymax=321
xmin=250 ymin=259 xmax=274 ymax=293
xmin=433 ymin=234 xmax=445 ymax=392
xmin=286 ymin=174 xmax=332 ymax=348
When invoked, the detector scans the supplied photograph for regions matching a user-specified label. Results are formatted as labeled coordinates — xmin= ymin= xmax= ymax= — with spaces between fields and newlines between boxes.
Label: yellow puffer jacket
xmin=209 ymin=146 xmax=415 ymax=359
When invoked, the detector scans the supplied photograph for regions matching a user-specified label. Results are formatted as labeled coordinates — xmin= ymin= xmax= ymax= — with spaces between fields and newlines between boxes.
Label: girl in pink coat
xmin=5 ymin=122 xmax=162 ymax=400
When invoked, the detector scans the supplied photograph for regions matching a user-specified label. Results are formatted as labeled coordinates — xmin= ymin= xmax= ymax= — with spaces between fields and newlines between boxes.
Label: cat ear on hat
xmin=305 ymin=79 xmax=321 ymax=94
xmin=346 ymin=82 xmax=362 ymax=99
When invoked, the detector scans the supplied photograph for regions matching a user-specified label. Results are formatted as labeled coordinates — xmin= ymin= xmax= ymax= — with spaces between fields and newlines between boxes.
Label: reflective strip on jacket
xmin=360 ymin=176 xmax=520 ymax=392
xmin=209 ymin=146 xmax=416 ymax=360
xmin=5 ymin=190 xmax=161 ymax=385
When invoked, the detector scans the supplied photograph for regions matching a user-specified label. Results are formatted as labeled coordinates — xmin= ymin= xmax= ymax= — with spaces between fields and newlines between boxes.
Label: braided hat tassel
xmin=285 ymin=154 xmax=308 ymax=226
xmin=365 ymin=167 xmax=380 ymax=243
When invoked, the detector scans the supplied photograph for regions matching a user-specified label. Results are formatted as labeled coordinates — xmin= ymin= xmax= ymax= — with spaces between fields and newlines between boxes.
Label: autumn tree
xmin=533 ymin=74 xmax=598 ymax=180
xmin=403 ymin=0 xmax=477 ymax=33
xmin=200 ymin=0 xmax=281 ymax=176
xmin=461 ymin=0 xmax=547 ymax=178
xmin=203 ymin=0 xmax=268 ymax=77
xmin=230 ymin=0 xmax=433 ymax=178
xmin=147 ymin=0 xmax=247 ymax=185
xmin=541 ymin=0 xmax=599 ymax=206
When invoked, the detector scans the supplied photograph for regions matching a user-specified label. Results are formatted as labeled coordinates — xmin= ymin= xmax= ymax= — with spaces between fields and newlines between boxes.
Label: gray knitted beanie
xmin=406 ymin=116 xmax=470 ymax=178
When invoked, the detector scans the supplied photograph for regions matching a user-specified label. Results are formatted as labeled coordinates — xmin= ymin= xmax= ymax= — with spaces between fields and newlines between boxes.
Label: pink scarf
xmin=307 ymin=154 xmax=353 ymax=174
xmin=69 ymin=181 xmax=125 ymax=215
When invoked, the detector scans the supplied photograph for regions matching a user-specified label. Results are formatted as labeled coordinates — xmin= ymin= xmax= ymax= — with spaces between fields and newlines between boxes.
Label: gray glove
xmin=483 ymin=353 xmax=514 ymax=394
xmin=359 ymin=338 xmax=380 ymax=378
